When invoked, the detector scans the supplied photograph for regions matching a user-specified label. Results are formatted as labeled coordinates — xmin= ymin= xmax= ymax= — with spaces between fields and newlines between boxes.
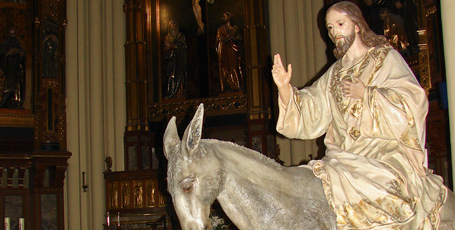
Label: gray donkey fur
xmin=164 ymin=103 xmax=455 ymax=230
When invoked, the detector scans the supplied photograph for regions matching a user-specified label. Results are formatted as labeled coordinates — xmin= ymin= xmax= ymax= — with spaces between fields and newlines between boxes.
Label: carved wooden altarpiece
xmin=122 ymin=0 xmax=274 ymax=161
xmin=0 ymin=0 xmax=71 ymax=230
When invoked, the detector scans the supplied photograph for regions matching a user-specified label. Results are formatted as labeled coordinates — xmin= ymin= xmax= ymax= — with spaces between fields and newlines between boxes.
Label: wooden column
xmin=124 ymin=0 xmax=152 ymax=170
xmin=31 ymin=151 xmax=71 ymax=230
xmin=33 ymin=0 xmax=68 ymax=151
xmin=244 ymin=0 xmax=271 ymax=120
xmin=30 ymin=0 xmax=71 ymax=229
xmin=243 ymin=0 xmax=275 ymax=157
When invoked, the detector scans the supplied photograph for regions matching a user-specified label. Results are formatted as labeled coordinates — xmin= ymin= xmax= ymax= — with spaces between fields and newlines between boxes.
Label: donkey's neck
xmin=208 ymin=140 xmax=330 ymax=229
xmin=211 ymin=140 xmax=294 ymax=193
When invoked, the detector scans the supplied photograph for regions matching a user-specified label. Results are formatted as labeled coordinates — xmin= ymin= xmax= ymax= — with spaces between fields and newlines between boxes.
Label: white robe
xmin=277 ymin=45 xmax=447 ymax=229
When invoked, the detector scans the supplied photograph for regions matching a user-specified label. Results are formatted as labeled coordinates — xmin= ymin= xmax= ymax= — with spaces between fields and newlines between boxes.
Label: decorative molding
xmin=0 ymin=110 xmax=34 ymax=127
xmin=42 ymin=1 xmax=58 ymax=21
xmin=105 ymin=170 xmax=167 ymax=211
xmin=149 ymin=95 xmax=248 ymax=122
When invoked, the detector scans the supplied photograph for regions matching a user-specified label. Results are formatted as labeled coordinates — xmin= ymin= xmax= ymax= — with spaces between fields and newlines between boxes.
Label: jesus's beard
xmin=333 ymin=32 xmax=355 ymax=59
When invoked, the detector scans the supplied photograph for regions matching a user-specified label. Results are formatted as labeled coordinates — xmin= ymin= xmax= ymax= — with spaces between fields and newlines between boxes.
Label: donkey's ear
xmin=163 ymin=116 xmax=180 ymax=160
xmin=181 ymin=103 xmax=204 ymax=157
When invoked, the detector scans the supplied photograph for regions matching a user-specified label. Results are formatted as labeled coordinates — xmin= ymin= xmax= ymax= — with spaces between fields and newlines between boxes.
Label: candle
xmin=107 ymin=212 xmax=110 ymax=226
xmin=19 ymin=218 xmax=24 ymax=230
xmin=4 ymin=217 xmax=10 ymax=230
xmin=117 ymin=212 xmax=120 ymax=226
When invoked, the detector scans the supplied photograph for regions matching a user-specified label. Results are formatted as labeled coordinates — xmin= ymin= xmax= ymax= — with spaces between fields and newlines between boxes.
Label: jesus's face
xmin=326 ymin=9 xmax=357 ymax=56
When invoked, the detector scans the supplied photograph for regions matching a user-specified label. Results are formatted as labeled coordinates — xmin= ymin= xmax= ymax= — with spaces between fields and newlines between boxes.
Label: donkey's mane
xmin=202 ymin=138 xmax=283 ymax=169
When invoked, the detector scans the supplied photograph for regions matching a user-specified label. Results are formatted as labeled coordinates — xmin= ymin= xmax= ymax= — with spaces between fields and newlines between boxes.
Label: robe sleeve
xmin=357 ymin=49 xmax=428 ymax=175
xmin=276 ymin=71 xmax=333 ymax=140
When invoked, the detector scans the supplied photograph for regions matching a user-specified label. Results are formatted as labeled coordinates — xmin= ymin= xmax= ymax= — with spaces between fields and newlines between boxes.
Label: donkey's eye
xmin=183 ymin=184 xmax=193 ymax=194
xmin=180 ymin=178 xmax=195 ymax=194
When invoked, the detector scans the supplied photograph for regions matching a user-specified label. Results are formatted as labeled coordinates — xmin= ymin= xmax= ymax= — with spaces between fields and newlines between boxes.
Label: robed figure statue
xmin=42 ymin=25 xmax=59 ymax=79
xmin=216 ymin=11 xmax=243 ymax=93
xmin=0 ymin=28 xmax=25 ymax=108
xmin=164 ymin=20 xmax=188 ymax=99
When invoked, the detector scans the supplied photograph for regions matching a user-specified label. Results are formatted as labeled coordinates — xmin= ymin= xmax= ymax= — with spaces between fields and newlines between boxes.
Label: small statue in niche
xmin=164 ymin=20 xmax=188 ymax=99
xmin=42 ymin=25 xmax=59 ymax=79
xmin=134 ymin=182 xmax=143 ymax=207
xmin=216 ymin=11 xmax=243 ymax=93
xmin=0 ymin=28 xmax=25 ymax=108
xmin=122 ymin=182 xmax=130 ymax=208
xmin=379 ymin=7 xmax=409 ymax=55
xmin=147 ymin=182 xmax=156 ymax=207
xmin=111 ymin=182 xmax=119 ymax=208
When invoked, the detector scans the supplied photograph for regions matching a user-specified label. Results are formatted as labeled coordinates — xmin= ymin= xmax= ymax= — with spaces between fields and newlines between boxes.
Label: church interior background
xmin=0 ymin=0 xmax=453 ymax=229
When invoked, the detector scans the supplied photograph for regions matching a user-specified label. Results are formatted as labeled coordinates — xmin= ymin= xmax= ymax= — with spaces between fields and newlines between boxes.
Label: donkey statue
xmin=163 ymin=103 xmax=455 ymax=230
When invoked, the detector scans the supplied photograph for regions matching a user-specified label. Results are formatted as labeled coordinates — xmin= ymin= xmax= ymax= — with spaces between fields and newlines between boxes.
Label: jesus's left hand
xmin=342 ymin=77 xmax=365 ymax=99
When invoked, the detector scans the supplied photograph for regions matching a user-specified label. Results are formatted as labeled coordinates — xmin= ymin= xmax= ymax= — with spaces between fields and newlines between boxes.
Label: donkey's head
xmin=164 ymin=104 xmax=224 ymax=230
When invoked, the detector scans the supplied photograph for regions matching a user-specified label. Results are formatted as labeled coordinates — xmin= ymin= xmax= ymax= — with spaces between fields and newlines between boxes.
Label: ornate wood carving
xmin=0 ymin=152 xmax=70 ymax=229
xmin=32 ymin=0 xmax=68 ymax=151
xmin=105 ymin=170 xmax=168 ymax=212
xmin=149 ymin=94 xmax=247 ymax=122
xmin=243 ymin=0 xmax=272 ymax=121
xmin=0 ymin=109 xmax=34 ymax=127
xmin=124 ymin=0 xmax=148 ymax=132
xmin=0 ymin=0 xmax=70 ymax=228
xmin=123 ymin=0 xmax=151 ymax=174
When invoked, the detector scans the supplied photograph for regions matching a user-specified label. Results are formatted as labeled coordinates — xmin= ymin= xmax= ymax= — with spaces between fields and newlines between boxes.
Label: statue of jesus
xmin=272 ymin=1 xmax=447 ymax=229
